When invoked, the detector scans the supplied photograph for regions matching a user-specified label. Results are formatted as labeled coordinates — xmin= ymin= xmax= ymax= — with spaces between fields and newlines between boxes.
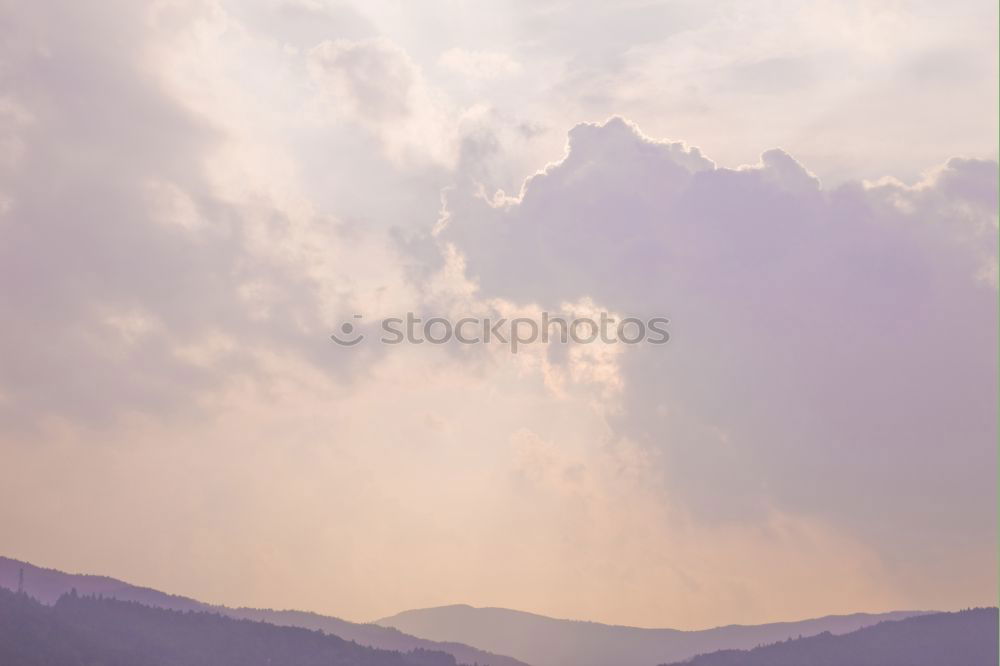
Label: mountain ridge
xmin=659 ymin=607 xmax=999 ymax=666
xmin=0 ymin=586 xmax=462 ymax=666
xmin=0 ymin=556 xmax=527 ymax=666
xmin=376 ymin=604 xmax=936 ymax=666
xmin=1 ymin=555 xmax=957 ymax=666
xmin=379 ymin=602 xmax=929 ymax=632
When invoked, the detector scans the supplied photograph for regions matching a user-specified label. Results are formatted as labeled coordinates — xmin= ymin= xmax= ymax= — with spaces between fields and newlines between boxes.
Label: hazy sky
xmin=0 ymin=0 xmax=996 ymax=629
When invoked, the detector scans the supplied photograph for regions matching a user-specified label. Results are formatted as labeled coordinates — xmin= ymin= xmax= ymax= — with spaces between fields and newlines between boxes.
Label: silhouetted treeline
xmin=0 ymin=587 xmax=460 ymax=666
xmin=660 ymin=608 xmax=998 ymax=666
xmin=0 ymin=556 xmax=526 ymax=666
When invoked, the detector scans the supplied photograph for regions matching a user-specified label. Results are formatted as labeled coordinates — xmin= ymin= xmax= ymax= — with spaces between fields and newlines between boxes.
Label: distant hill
xmin=0 ymin=557 xmax=527 ymax=666
xmin=660 ymin=608 xmax=998 ymax=666
xmin=376 ymin=605 xmax=934 ymax=666
xmin=0 ymin=586 xmax=458 ymax=666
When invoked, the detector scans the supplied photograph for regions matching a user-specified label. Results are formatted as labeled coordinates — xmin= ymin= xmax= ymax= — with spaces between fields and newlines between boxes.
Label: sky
xmin=0 ymin=0 xmax=996 ymax=630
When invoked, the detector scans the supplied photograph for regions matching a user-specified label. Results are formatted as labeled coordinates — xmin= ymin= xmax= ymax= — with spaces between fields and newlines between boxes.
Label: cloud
xmin=228 ymin=0 xmax=375 ymax=50
xmin=438 ymin=48 xmax=520 ymax=80
xmin=0 ymin=0 xmax=995 ymax=629
xmin=440 ymin=117 xmax=998 ymax=605
xmin=0 ymin=0 xmax=410 ymax=429
xmin=308 ymin=37 xmax=464 ymax=166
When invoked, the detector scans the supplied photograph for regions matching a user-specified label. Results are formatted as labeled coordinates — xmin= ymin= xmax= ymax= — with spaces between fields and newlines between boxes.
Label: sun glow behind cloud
xmin=0 ymin=0 xmax=995 ymax=629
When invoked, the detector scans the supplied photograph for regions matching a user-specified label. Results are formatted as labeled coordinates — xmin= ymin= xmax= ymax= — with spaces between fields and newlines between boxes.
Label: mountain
xmin=0 ymin=557 xmax=526 ymax=666
xmin=375 ymin=605 xmax=934 ymax=666
xmin=659 ymin=608 xmax=998 ymax=666
xmin=0 ymin=586 xmax=458 ymax=666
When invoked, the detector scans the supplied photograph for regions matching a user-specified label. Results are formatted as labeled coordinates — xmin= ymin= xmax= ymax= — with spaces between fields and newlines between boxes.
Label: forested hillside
xmin=0 ymin=587 xmax=459 ymax=666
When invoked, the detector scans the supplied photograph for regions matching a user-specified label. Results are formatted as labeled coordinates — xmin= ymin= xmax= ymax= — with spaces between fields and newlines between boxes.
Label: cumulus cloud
xmin=440 ymin=117 xmax=998 ymax=604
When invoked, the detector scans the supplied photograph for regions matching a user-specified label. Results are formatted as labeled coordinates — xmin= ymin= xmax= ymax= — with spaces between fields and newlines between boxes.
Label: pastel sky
xmin=0 ymin=0 xmax=996 ymax=630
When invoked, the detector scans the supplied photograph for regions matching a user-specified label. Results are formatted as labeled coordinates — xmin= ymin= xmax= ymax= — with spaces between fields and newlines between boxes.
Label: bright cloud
xmin=0 ymin=0 xmax=995 ymax=631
